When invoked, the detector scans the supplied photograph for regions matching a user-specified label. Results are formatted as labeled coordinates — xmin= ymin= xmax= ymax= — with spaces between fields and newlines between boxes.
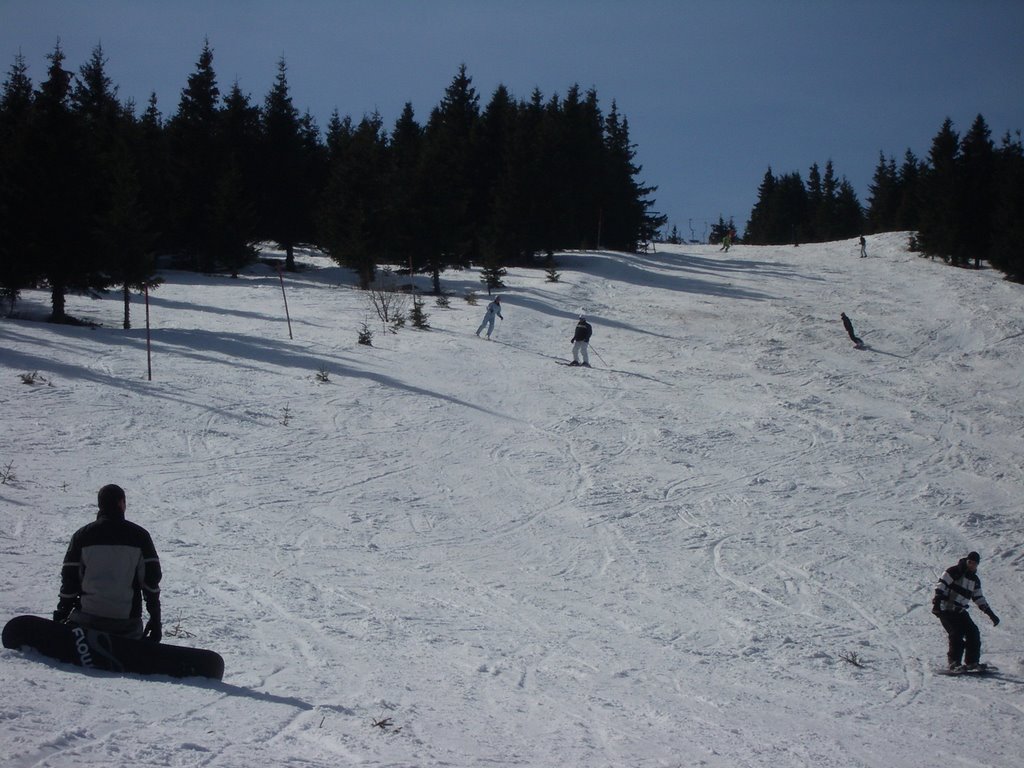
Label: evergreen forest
xmin=743 ymin=115 xmax=1024 ymax=283
xmin=0 ymin=42 xmax=665 ymax=322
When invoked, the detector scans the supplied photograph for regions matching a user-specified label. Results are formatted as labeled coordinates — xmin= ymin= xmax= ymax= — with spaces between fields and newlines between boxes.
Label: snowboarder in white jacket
xmin=932 ymin=551 xmax=1000 ymax=671
xmin=476 ymin=296 xmax=503 ymax=339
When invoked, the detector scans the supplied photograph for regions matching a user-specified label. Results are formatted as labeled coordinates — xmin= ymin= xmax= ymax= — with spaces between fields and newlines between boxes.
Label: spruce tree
xmin=867 ymin=152 xmax=900 ymax=232
xmin=603 ymin=100 xmax=662 ymax=250
xmin=384 ymin=103 xmax=426 ymax=273
xmin=0 ymin=52 xmax=35 ymax=312
xmin=320 ymin=112 xmax=387 ymax=289
xmin=96 ymin=140 xmax=158 ymax=328
xmin=895 ymin=149 xmax=924 ymax=231
xmin=261 ymin=58 xmax=309 ymax=271
xmin=745 ymin=168 xmax=777 ymax=244
xmin=31 ymin=43 xmax=99 ymax=322
xmin=477 ymin=84 xmax=520 ymax=263
xmin=918 ymin=118 xmax=961 ymax=261
xmin=420 ymin=65 xmax=480 ymax=293
xmin=957 ymin=114 xmax=995 ymax=267
xmin=989 ymin=130 xmax=1024 ymax=282
xmin=166 ymin=40 xmax=222 ymax=270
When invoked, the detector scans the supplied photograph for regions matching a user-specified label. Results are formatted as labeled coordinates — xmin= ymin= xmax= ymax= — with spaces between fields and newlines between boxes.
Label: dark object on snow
xmin=3 ymin=615 xmax=224 ymax=679
xmin=840 ymin=312 xmax=863 ymax=347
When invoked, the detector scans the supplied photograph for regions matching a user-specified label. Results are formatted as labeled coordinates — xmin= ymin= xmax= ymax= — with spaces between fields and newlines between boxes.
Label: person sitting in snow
xmin=475 ymin=296 xmax=503 ymax=339
xmin=54 ymin=484 xmax=163 ymax=642
xmin=569 ymin=314 xmax=593 ymax=367
xmin=932 ymin=551 xmax=999 ymax=671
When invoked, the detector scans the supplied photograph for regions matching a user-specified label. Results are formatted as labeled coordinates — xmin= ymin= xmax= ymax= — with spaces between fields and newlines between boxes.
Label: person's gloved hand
xmin=984 ymin=609 xmax=1000 ymax=626
xmin=143 ymin=617 xmax=162 ymax=643
xmin=52 ymin=598 xmax=77 ymax=624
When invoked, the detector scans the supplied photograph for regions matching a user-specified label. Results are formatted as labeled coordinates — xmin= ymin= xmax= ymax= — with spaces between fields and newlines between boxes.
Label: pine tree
xmin=805 ymin=163 xmax=823 ymax=240
xmin=31 ymin=43 xmax=100 ymax=322
xmin=833 ymin=179 xmax=865 ymax=240
xmin=867 ymin=152 xmax=900 ymax=232
xmin=261 ymin=58 xmax=312 ymax=271
xmin=96 ymin=140 xmax=158 ymax=328
xmin=918 ymin=118 xmax=961 ymax=261
xmin=957 ymin=114 xmax=995 ymax=267
xmin=745 ymin=168 xmax=777 ymax=244
xmin=166 ymin=40 xmax=222 ymax=270
xmin=217 ymin=81 xmax=262 ymax=275
xmin=420 ymin=65 xmax=480 ymax=293
xmin=73 ymin=44 xmax=140 ymax=298
xmin=320 ymin=112 xmax=387 ymax=288
xmin=0 ymin=52 xmax=35 ymax=312
xmin=603 ymin=100 xmax=662 ymax=250
xmin=383 ymin=103 xmax=426 ymax=274
xmin=477 ymin=84 xmax=520 ymax=263
xmin=989 ymin=130 xmax=1024 ymax=282
xmin=894 ymin=149 xmax=924 ymax=231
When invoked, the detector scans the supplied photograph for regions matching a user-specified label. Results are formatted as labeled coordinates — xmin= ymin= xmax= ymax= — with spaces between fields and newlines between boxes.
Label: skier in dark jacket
xmin=570 ymin=314 xmax=593 ymax=366
xmin=840 ymin=312 xmax=864 ymax=348
xmin=54 ymin=484 xmax=162 ymax=642
xmin=932 ymin=551 xmax=1000 ymax=671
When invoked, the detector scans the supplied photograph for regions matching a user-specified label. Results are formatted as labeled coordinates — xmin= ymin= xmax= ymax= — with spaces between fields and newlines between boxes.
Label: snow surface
xmin=2 ymin=234 xmax=1023 ymax=767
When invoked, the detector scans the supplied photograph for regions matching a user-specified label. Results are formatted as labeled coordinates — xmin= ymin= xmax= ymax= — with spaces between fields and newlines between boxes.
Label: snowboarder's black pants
xmin=938 ymin=610 xmax=981 ymax=665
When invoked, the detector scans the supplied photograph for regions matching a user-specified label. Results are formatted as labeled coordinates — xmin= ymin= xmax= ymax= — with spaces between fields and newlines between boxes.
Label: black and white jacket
xmin=933 ymin=558 xmax=991 ymax=614
xmin=59 ymin=509 xmax=162 ymax=621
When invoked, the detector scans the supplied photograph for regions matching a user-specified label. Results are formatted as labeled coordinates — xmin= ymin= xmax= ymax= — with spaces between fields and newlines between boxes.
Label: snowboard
xmin=935 ymin=663 xmax=998 ymax=677
xmin=2 ymin=615 xmax=224 ymax=680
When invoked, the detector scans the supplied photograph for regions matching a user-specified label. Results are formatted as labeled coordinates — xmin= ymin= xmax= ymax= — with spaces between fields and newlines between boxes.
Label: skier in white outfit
xmin=475 ymin=297 xmax=503 ymax=338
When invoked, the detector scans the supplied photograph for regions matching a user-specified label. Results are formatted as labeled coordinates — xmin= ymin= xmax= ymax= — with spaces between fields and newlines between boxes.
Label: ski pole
xmin=588 ymin=343 xmax=607 ymax=366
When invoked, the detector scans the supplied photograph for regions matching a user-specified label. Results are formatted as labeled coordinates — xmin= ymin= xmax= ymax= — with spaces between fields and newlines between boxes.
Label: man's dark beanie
xmin=97 ymin=484 xmax=126 ymax=512
xmin=967 ymin=551 xmax=981 ymax=563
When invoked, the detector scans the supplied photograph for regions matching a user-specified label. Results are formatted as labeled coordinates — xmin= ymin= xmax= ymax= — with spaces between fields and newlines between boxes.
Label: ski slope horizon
xmin=2 ymin=233 xmax=1023 ymax=767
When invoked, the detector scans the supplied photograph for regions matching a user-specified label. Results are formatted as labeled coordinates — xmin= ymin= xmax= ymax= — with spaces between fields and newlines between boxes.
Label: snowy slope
xmin=2 ymin=234 xmax=1023 ymax=767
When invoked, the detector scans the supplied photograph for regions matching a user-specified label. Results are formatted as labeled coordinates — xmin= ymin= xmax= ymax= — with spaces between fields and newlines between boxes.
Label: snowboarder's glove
xmin=143 ymin=617 xmax=162 ymax=643
xmin=931 ymin=598 xmax=943 ymax=617
xmin=983 ymin=609 xmax=1000 ymax=626
xmin=53 ymin=598 xmax=77 ymax=624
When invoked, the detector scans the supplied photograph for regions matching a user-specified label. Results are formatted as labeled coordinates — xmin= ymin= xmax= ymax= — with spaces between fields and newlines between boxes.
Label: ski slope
xmin=2 ymin=233 xmax=1023 ymax=767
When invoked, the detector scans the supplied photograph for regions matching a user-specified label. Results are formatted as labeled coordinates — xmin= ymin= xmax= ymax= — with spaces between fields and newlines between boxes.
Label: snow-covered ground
xmin=2 ymin=233 xmax=1022 ymax=767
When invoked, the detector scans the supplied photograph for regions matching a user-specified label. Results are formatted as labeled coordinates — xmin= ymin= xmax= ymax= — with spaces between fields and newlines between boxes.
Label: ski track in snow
xmin=3 ymin=233 xmax=1024 ymax=767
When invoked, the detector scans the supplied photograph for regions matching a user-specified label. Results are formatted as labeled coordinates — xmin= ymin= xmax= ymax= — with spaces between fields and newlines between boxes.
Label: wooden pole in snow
xmin=144 ymin=284 xmax=153 ymax=381
xmin=278 ymin=264 xmax=293 ymax=340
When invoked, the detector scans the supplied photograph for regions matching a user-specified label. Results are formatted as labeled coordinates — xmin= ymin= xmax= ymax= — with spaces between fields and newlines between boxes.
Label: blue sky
xmin=3 ymin=0 xmax=1023 ymax=240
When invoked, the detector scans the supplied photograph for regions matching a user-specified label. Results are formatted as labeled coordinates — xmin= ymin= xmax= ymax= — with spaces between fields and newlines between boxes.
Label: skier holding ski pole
xmin=569 ymin=314 xmax=592 ymax=366
xmin=588 ymin=342 xmax=608 ymax=366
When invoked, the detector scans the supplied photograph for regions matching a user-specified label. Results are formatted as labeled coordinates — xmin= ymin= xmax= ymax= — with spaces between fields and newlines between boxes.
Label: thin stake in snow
xmin=144 ymin=283 xmax=153 ymax=381
xmin=278 ymin=264 xmax=294 ymax=340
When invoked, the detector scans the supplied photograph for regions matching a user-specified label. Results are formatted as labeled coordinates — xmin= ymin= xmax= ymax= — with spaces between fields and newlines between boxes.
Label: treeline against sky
xmin=0 ymin=42 xmax=664 ymax=322
xmin=741 ymin=115 xmax=1024 ymax=282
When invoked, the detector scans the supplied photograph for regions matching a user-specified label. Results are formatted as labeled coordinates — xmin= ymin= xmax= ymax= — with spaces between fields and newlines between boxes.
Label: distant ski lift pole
xmin=278 ymin=263 xmax=293 ymax=340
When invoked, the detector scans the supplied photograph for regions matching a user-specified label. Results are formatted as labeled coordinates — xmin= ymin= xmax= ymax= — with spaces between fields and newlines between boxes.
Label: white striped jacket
xmin=934 ymin=559 xmax=991 ymax=614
